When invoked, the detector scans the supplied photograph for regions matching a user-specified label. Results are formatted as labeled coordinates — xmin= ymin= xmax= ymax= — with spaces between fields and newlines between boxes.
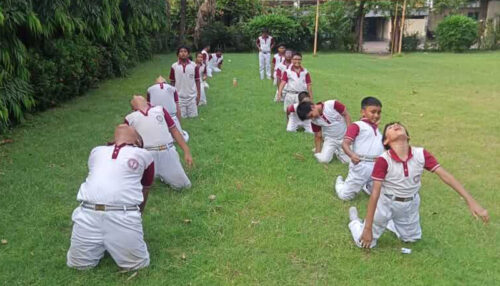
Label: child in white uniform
xmin=286 ymin=91 xmax=313 ymax=133
xmin=195 ymin=52 xmax=208 ymax=105
xmin=349 ymin=122 xmax=489 ymax=249
xmin=335 ymin=97 xmax=384 ymax=200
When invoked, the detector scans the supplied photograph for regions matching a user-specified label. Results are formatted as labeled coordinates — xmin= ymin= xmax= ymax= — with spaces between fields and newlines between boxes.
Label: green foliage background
xmin=436 ymin=15 xmax=478 ymax=52
xmin=0 ymin=0 xmax=170 ymax=131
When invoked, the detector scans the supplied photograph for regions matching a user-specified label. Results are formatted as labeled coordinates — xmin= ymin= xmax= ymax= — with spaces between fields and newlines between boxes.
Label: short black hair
xmin=177 ymin=46 xmax=190 ymax=55
xmin=382 ymin=122 xmax=410 ymax=150
xmin=262 ymin=28 xmax=268 ymax=33
xmin=277 ymin=43 xmax=286 ymax=48
xmin=361 ymin=96 xmax=382 ymax=109
xmin=298 ymin=91 xmax=310 ymax=103
xmin=215 ymin=48 xmax=222 ymax=53
xmin=296 ymin=101 xmax=313 ymax=121
xmin=292 ymin=52 xmax=302 ymax=58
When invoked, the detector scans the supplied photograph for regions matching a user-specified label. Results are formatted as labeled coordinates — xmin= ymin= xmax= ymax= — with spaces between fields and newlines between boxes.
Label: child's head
xmin=284 ymin=50 xmax=293 ymax=61
xmin=203 ymin=45 xmax=210 ymax=51
xmin=298 ymin=91 xmax=311 ymax=103
xmin=177 ymin=46 xmax=190 ymax=59
xmin=215 ymin=48 xmax=222 ymax=57
xmin=382 ymin=122 xmax=410 ymax=150
xmin=262 ymin=28 xmax=268 ymax=36
xmin=361 ymin=96 xmax=382 ymax=124
xmin=297 ymin=101 xmax=320 ymax=121
xmin=195 ymin=52 xmax=203 ymax=64
xmin=277 ymin=43 xmax=286 ymax=54
xmin=292 ymin=52 xmax=302 ymax=68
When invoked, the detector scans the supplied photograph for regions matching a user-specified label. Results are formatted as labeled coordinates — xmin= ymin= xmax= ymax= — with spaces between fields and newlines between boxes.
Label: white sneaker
xmin=336 ymin=175 xmax=344 ymax=186
xmin=349 ymin=206 xmax=359 ymax=222
xmin=362 ymin=184 xmax=371 ymax=195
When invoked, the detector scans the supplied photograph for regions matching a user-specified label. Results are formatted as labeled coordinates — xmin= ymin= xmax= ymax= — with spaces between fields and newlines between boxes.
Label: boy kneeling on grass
xmin=348 ymin=122 xmax=489 ymax=249
xmin=286 ymin=91 xmax=313 ymax=133
xmin=297 ymin=99 xmax=351 ymax=164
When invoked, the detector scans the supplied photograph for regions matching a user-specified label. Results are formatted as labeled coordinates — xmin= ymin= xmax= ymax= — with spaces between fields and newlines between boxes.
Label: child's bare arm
xmin=434 ymin=167 xmax=489 ymax=223
xmin=342 ymin=139 xmax=360 ymax=164
xmin=307 ymin=84 xmax=313 ymax=100
xmin=314 ymin=131 xmax=322 ymax=153
xmin=277 ymin=81 xmax=286 ymax=100
xmin=342 ymin=110 xmax=352 ymax=126
xmin=360 ymin=180 xmax=382 ymax=248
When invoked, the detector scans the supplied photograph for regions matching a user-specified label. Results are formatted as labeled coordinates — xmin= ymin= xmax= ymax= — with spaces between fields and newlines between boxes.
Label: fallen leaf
xmin=293 ymin=153 xmax=305 ymax=161
xmin=323 ymin=164 xmax=329 ymax=170
xmin=208 ymin=194 xmax=216 ymax=201
xmin=181 ymin=253 xmax=187 ymax=260
xmin=251 ymin=220 xmax=260 ymax=226
xmin=126 ymin=271 xmax=138 ymax=281
xmin=183 ymin=219 xmax=192 ymax=224
xmin=1 ymin=239 xmax=7 ymax=245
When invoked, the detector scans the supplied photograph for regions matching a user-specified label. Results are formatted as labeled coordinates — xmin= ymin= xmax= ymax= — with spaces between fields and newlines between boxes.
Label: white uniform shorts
xmin=335 ymin=161 xmax=375 ymax=200
xmin=287 ymin=116 xmax=313 ymax=133
xmin=314 ymin=137 xmax=350 ymax=164
xmin=149 ymin=147 xmax=191 ymax=190
xmin=349 ymin=193 xmax=422 ymax=248
xmin=67 ymin=207 xmax=149 ymax=270
xmin=283 ymin=91 xmax=299 ymax=112
xmin=179 ymin=97 xmax=198 ymax=118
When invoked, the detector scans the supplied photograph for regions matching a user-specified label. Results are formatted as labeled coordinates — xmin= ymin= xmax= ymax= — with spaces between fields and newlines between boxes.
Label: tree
xmin=179 ymin=0 xmax=186 ymax=44
xmin=194 ymin=0 xmax=216 ymax=47
xmin=354 ymin=0 xmax=366 ymax=52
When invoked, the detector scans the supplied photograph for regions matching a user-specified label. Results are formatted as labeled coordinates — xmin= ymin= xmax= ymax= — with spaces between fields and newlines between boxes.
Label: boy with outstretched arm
xmin=296 ymin=100 xmax=351 ymax=164
xmin=348 ymin=122 xmax=489 ymax=249
xmin=335 ymin=97 xmax=385 ymax=200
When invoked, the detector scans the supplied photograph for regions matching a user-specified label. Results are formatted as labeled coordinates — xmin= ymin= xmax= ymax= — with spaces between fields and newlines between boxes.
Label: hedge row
xmin=0 ymin=0 xmax=170 ymax=132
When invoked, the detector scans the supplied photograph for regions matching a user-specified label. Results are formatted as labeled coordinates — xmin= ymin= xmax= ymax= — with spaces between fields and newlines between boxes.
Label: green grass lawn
xmin=1 ymin=52 xmax=499 ymax=285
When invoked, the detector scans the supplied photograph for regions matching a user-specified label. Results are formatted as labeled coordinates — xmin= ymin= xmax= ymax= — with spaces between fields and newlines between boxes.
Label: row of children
xmin=66 ymin=45 xmax=225 ymax=270
xmin=263 ymin=38 xmax=489 ymax=249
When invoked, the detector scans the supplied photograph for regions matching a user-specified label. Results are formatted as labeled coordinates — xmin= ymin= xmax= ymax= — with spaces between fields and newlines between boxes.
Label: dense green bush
xmin=0 ymin=0 xmax=170 ymax=132
xmin=436 ymin=15 xmax=478 ymax=52
xmin=402 ymin=33 xmax=421 ymax=51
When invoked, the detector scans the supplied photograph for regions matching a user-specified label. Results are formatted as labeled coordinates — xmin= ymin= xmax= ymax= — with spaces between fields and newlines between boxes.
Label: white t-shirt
xmin=76 ymin=144 xmax=154 ymax=205
xmin=169 ymin=60 xmax=200 ymax=99
xmin=372 ymin=147 xmax=440 ymax=197
xmin=272 ymin=53 xmax=285 ymax=71
xmin=257 ymin=36 xmax=274 ymax=53
xmin=311 ymin=100 xmax=347 ymax=140
xmin=344 ymin=120 xmax=384 ymax=157
xmin=281 ymin=67 xmax=311 ymax=93
xmin=147 ymin=82 xmax=179 ymax=117
xmin=209 ymin=54 xmax=223 ymax=67
xmin=125 ymin=106 xmax=176 ymax=148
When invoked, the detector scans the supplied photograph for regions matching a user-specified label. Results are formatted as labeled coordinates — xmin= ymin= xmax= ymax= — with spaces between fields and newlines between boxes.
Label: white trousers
xmin=287 ymin=116 xmax=313 ymax=133
xmin=149 ymin=147 xmax=191 ymax=190
xmin=179 ymin=97 xmax=198 ymax=118
xmin=199 ymin=81 xmax=207 ymax=105
xmin=259 ymin=52 xmax=271 ymax=79
xmin=206 ymin=65 xmax=213 ymax=77
xmin=335 ymin=161 xmax=375 ymax=200
xmin=273 ymin=70 xmax=278 ymax=85
xmin=283 ymin=91 xmax=299 ymax=112
xmin=314 ymin=137 xmax=350 ymax=164
xmin=211 ymin=66 xmax=221 ymax=73
xmin=171 ymin=115 xmax=189 ymax=143
xmin=349 ymin=193 xmax=422 ymax=248
xmin=67 ymin=207 xmax=149 ymax=270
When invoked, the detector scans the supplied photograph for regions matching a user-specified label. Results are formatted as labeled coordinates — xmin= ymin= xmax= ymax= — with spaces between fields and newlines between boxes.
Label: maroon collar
xmin=389 ymin=147 xmax=413 ymax=163
xmin=135 ymin=105 xmax=151 ymax=116
xmin=361 ymin=118 xmax=378 ymax=132
xmin=292 ymin=66 xmax=304 ymax=76
xmin=178 ymin=59 xmax=190 ymax=65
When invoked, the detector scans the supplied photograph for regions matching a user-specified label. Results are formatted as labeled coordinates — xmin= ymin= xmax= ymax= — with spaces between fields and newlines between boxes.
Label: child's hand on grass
xmin=360 ymin=227 xmax=373 ymax=248
xmin=468 ymin=201 xmax=489 ymax=223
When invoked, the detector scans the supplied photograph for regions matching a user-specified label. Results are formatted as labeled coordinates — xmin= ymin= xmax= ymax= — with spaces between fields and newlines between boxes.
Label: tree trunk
xmin=478 ymin=0 xmax=489 ymax=49
xmin=179 ymin=0 xmax=187 ymax=45
xmin=354 ymin=0 xmax=366 ymax=52
xmin=194 ymin=0 xmax=216 ymax=48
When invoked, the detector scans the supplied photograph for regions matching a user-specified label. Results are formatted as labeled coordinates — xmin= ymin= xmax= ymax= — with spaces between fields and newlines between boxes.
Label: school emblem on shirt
xmin=128 ymin=158 xmax=139 ymax=170
xmin=413 ymin=175 xmax=421 ymax=184
xmin=156 ymin=115 xmax=164 ymax=123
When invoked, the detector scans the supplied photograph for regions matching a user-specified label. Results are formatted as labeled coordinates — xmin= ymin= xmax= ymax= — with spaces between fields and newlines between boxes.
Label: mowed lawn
xmin=0 ymin=52 xmax=499 ymax=285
